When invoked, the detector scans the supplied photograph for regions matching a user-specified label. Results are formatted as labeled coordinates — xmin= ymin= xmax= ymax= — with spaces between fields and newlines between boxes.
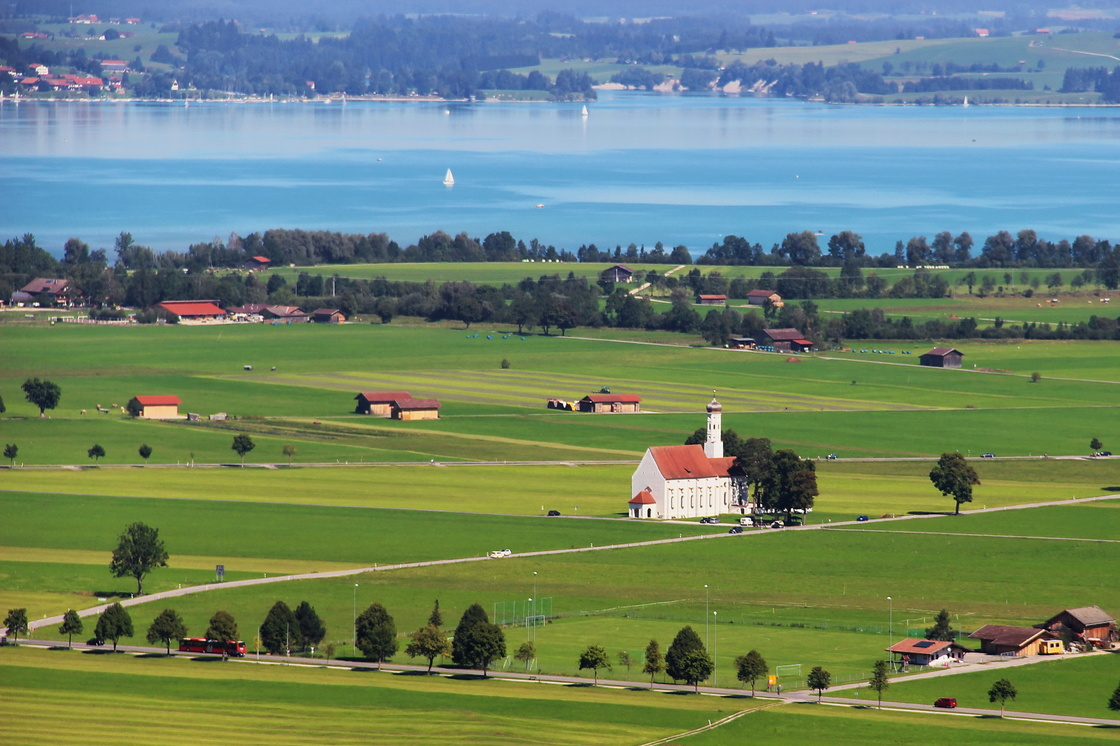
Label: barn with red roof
xmin=157 ymin=300 xmax=227 ymax=321
xmin=130 ymin=395 xmax=182 ymax=419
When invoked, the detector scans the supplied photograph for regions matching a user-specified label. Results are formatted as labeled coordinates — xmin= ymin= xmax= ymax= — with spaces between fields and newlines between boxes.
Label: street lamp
xmin=887 ymin=596 xmax=893 ymax=669
xmin=527 ymin=599 xmax=533 ymax=641
xmin=353 ymin=583 xmax=359 ymax=654
xmin=713 ymin=611 xmax=718 ymax=687
xmin=704 ymin=584 xmax=709 ymax=650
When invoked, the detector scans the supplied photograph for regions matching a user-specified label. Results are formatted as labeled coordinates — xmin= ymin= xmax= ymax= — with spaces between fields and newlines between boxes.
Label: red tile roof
xmin=393 ymin=398 xmax=441 ymax=410
xmin=135 ymin=395 xmax=182 ymax=406
xmin=250 ymin=255 xmax=270 ymax=263
xmin=356 ymin=392 xmax=412 ymax=403
xmin=157 ymin=300 xmax=226 ymax=317
xmin=649 ymin=444 xmax=723 ymax=480
xmin=21 ymin=278 xmax=71 ymax=295
xmin=885 ymin=638 xmax=954 ymax=655
xmin=698 ymin=294 xmax=727 ymax=300
xmin=747 ymin=289 xmax=778 ymax=297
xmin=630 ymin=490 xmax=656 ymax=504
xmin=581 ymin=394 xmax=641 ymax=403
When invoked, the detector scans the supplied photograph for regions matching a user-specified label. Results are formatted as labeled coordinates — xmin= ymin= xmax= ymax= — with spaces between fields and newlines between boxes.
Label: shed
xmin=761 ymin=328 xmax=813 ymax=352
xmin=697 ymin=294 xmax=727 ymax=306
xmin=968 ymin=625 xmax=1052 ymax=656
xmin=262 ymin=305 xmax=310 ymax=323
xmin=1035 ymin=606 xmax=1118 ymax=646
xmin=312 ymin=308 xmax=346 ymax=324
xmin=157 ymin=300 xmax=227 ymax=321
xmin=729 ymin=336 xmax=755 ymax=349
xmin=629 ymin=489 xmax=657 ymax=519
xmin=886 ymin=638 xmax=967 ymax=668
xmin=919 ymin=347 xmax=964 ymax=368
xmin=578 ymin=394 xmax=642 ymax=413
xmin=130 ymin=395 xmax=182 ymax=419
xmin=244 ymin=255 xmax=271 ymax=271
xmin=355 ymin=392 xmax=413 ymax=417
xmin=746 ymin=289 xmax=783 ymax=307
xmin=391 ymin=397 xmax=441 ymax=421
xmin=600 ymin=264 xmax=634 ymax=283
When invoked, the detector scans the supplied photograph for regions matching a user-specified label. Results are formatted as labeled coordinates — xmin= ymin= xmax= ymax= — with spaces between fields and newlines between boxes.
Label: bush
xmin=501 ymin=359 xmax=511 ymax=369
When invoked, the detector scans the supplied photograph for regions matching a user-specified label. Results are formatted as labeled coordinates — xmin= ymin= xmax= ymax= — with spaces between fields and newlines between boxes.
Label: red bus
xmin=178 ymin=637 xmax=247 ymax=656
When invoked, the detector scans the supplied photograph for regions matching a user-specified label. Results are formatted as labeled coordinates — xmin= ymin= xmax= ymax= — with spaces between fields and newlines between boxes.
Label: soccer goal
xmin=775 ymin=664 xmax=802 ymax=679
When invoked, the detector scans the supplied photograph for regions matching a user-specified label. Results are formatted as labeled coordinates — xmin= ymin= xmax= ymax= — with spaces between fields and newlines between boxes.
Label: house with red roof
xmin=157 ymin=300 xmax=228 ymax=321
xmin=697 ymin=294 xmax=727 ymax=306
xmin=244 ymin=255 xmax=271 ymax=271
xmin=578 ymin=393 xmax=641 ymax=413
xmin=886 ymin=638 xmax=968 ymax=668
xmin=17 ymin=278 xmax=82 ymax=307
xmin=354 ymin=391 xmax=440 ymax=419
xmin=760 ymin=328 xmax=814 ymax=352
xmin=747 ymin=289 xmax=783 ymax=307
xmin=129 ymin=395 xmax=183 ymax=419
xmin=629 ymin=397 xmax=750 ymax=519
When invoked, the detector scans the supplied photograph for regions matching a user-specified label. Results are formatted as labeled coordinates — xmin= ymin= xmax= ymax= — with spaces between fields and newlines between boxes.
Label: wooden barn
xmin=919 ymin=347 xmax=964 ymax=368
xmin=578 ymin=394 xmax=642 ymax=413
xmin=761 ymin=328 xmax=813 ymax=352
xmin=156 ymin=300 xmax=227 ymax=321
xmin=391 ymin=397 xmax=441 ymax=421
xmin=244 ymin=255 xmax=271 ymax=271
xmin=968 ymin=625 xmax=1052 ymax=657
xmin=130 ymin=395 xmax=182 ymax=419
xmin=697 ymin=294 xmax=727 ymax=306
xmin=312 ymin=308 xmax=346 ymax=324
xmin=600 ymin=264 xmax=634 ymax=283
xmin=1035 ymin=606 xmax=1118 ymax=647
xmin=746 ymin=289 xmax=783 ymax=307
xmin=355 ymin=392 xmax=413 ymax=417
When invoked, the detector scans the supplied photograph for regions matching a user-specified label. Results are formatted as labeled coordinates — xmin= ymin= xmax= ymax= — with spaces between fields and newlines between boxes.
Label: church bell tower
xmin=704 ymin=394 xmax=723 ymax=459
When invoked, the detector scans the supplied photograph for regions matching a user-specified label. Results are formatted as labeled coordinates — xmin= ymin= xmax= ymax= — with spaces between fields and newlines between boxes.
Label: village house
xmin=129 ymin=395 xmax=182 ymax=419
xmin=919 ymin=347 xmax=964 ymax=368
xmin=578 ymin=394 xmax=641 ymax=413
xmin=244 ymin=255 xmax=271 ymax=271
xmin=886 ymin=638 xmax=968 ymax=668
xmin=746 ymin=289 xmax=783 ymax=307
xmin=157 ymin=300 xmax=227 ymax=322
xmin=600 ymin=264 xmax=634 ymax=283
xmin=14 ymin=278 xmax=82 ymax=307
xmin=312 ymin=308 xmax=346 ymax=324
xmin=1035 ymin=606 xmax=1118 ymax=647
xmin=629 ymin=397 xmax=750 ymax=519
xmin=262 ymin=306 xmax=310 ymax=323
xmin=760 ymin=328 xmax=814 ymax=352
xmin=968 ymin=625 xmax=1053 ymax=657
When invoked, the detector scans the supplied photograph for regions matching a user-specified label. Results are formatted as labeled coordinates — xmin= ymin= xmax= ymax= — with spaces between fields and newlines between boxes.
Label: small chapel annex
xmin=629 ymin=397 xmax=752 ymax=519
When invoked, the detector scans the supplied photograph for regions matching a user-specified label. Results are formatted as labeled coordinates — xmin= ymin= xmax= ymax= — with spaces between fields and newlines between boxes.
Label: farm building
xmin=968 ymin=625 xmax=1053 ymax=657
xmin=15 ymin=278 xmax=82 ymax=307
xmin=886 ymin=638 xmax=967 ymax=667
xmin=244 ymin=255 xmax=271 ymax=271
xmin=157 ymin=300 xmax=227 ymax=321
xmin=746 ymin=289 xmax=783 ymax=307
xmin=312 ymin=308 xmax=346 ymax=324
xmin=600 ymin=264 xmax=634 ymax=283
xmin=227 ymin=303 xmax=267 ymax=317
xmin=129 ymin=395 xmax=182 ymax=419
xmin=262 ymin=306 xmax=310 ymax=323
xmin=729 ymin=336 xmax=755 ymax=349
xmin=578 ymin=394 xmax=641 ymax=413
xmin=919 ymin=347 xmax=964 ymax=368
xmin=697 ymin=294 xmax=727 ymax=306
xmin=391 ymin=397 xmax=441 ymax=421
xmin=629 ymin=398 xmax=751 ymax=519
xmin=355 ymin=392 xmax=413 ymax=417
xmin=1035 ymin=606 xmax=1118 ymax=647
xmin=760 ymin=328 xmax=813 ymax=352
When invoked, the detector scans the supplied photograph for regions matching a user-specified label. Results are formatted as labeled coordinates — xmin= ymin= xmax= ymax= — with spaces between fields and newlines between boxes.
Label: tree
xmin=231 ymin=434 xmax=255 ymax=466
xmin=59 ymin=609 xmax=84 ymax=649
xmin=758 ymin=449 xmax=818 ymax=520
xmin=109 ymin=521 xmax=169 ymax=596
xmin=0 ymin=394 xmax=4 ymax=413
xmin=21 ymin=377 xmax=61 ymax=417
xmin=355 ymin=602 xmax=397 ymax=668
xmin=138 ymin=444 xmax=152 ymax=463
xmin=282 ymin=443 xmax=297 ymax=466
xmin=126 ymin=397 xmax=143 ymax=418
xmin=1107 ymin=680 xmax=1120 ymax=711
xmin=617 ymin=650 xmax=633 ymax=673
xmin=643 ymin=638 xmax=665 ymax=687
xmin=3 ymin=608 xmax=29 ymax=643
xmin=1091 ymin=437 xmax=1103 ymax=453
xmin=4 ymin=443 xmax=16 ymax=466
xmin=988 ymin=678 xmax=1017 ymax=717
xmin=807 ymin=666 xmax=832 ymax=702
xmin=734 ymin=649 xmax=768 ymax=696
xmin=405 ymin=624 xmax=451 ymax=673
xmin=146 ymin=608 xmax=187 ymax=655
xmin=88 ymin=444 xmax=106 ymax=463
xmin=666 ymin=625 xmax=713 ymax=691
xmin=578 ymin=644 xmax=612 ymax=685
xmin=929 ymin=452 xmax=980 ymax=515
xmin=294 ymin=601 xmax=326 ymax=651
xmin=428 ymin=599 xmax=443 ymax=628
xmin=925 ymin=609 xmax=957 ymax=641
xmin=95 ymin=602 xmax=134 ymax=651
xmin=514 ymin=641 xmax=536 ymax=670
xmin=260 ymin=600 xmax=300 ymax=655
xmin=869 ymin=659 xmax=890 ymax=709
xmin=205 ymin=610 xmax=239 ymax=659
xmin=451 ymin=603 xmax=505 ymax=676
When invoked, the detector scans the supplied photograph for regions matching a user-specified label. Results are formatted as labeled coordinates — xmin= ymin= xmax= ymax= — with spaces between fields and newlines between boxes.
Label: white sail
xmin=443 ymin=168 xmax=455 ymax=186
xmin=581 ymin=104 xmax=589 ymax=117
xmin=962 ymin=96 xmax=969 ymax=108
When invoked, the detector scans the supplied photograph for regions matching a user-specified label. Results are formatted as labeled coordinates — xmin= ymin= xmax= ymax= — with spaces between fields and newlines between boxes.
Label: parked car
xmin=1094 ymin=451 xmax=1112 ymax=457
xmin=728 ymin=526 xmax=744 ymax=534
xmin=547 ymin=510 xmax=561 ymax=516
xmin=933 ymin=697 xmax=958 ymax=709
xmin=856 ymin=515 xmax=869 ymax=522
xmin=826 ymin=453 xmax=838 ymax=460
xmin=488 ymin=549 xmax=513 ymax=558
xmin=86 ymin=637 xmax=105 ymax=647
xmin=699 ymin=516 xmax=720 ymax=524
xmin=981 ymin=452 xmax=996 ymax=458
xmin=770 ymin=520 xmax=784 ymax=529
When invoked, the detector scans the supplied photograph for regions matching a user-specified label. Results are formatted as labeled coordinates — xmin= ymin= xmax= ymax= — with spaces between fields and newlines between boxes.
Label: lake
xmin=2 ymin=91 xmax=1119 ymax=258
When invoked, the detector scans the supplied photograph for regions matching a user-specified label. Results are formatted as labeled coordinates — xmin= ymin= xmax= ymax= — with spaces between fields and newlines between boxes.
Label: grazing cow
xmin=80 ymin=409 xmax=87 ymax=415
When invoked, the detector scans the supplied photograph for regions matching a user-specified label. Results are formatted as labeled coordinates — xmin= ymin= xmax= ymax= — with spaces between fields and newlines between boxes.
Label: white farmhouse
xmin=628 ymin=397 xmax=752 ymax=519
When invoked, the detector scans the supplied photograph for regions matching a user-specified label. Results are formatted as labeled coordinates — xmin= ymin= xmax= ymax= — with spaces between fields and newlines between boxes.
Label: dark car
xmin=547 ymin=510 xmax=561 ymax=516
xmin=86 ymin=637 xmax=105 ymax=647
xmin=933 ymin=697 xmax=958 ymax=709
xmin=826 ymin=453 xmax=838 ymax=460
xmin=700 ymin=517 xmax=720 ymax=524
xmin=856 ymin=515 xmax=870 ymax=522
xmin=770 ymin=520 xmax=784 ymax=529
xmin=728 ymin=526 xmax=744 ymax=534
xmin=981 ymin=452 xmax=996 ymax=458
xmin=1094 ymin=451 xmax=1112 ymax=457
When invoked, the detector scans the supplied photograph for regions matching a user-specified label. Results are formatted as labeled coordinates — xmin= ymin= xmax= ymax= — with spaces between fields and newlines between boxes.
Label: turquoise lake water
xmin=2 ymin=91 xmax=1119 ymax=257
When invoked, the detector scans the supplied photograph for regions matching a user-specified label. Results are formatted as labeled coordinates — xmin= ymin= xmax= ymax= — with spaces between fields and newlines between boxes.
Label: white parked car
xmin=489 ymin=549 xmax=513 ymax=558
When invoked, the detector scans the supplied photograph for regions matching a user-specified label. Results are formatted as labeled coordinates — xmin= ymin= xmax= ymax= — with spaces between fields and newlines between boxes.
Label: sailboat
xmin=443 ymin=168 xmax=455 ymax=187
xmin=581 ymin=104 xmax=589 ymax=118
xmin=962 ymin=96 xmax=969 ymax=108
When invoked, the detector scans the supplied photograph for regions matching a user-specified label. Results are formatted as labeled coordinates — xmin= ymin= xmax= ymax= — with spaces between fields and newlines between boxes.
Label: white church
xmin=628 ymin=397 xmax=752 ymax=520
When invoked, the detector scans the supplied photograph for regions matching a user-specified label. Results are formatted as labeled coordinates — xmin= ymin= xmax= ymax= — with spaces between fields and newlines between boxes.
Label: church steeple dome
xmin=704 ymin=393 xmax=723 ymax=459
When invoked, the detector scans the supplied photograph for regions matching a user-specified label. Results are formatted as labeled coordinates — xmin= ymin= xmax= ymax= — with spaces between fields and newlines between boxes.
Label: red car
xmin=933 ymin=697 xmax=958 ymax=709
